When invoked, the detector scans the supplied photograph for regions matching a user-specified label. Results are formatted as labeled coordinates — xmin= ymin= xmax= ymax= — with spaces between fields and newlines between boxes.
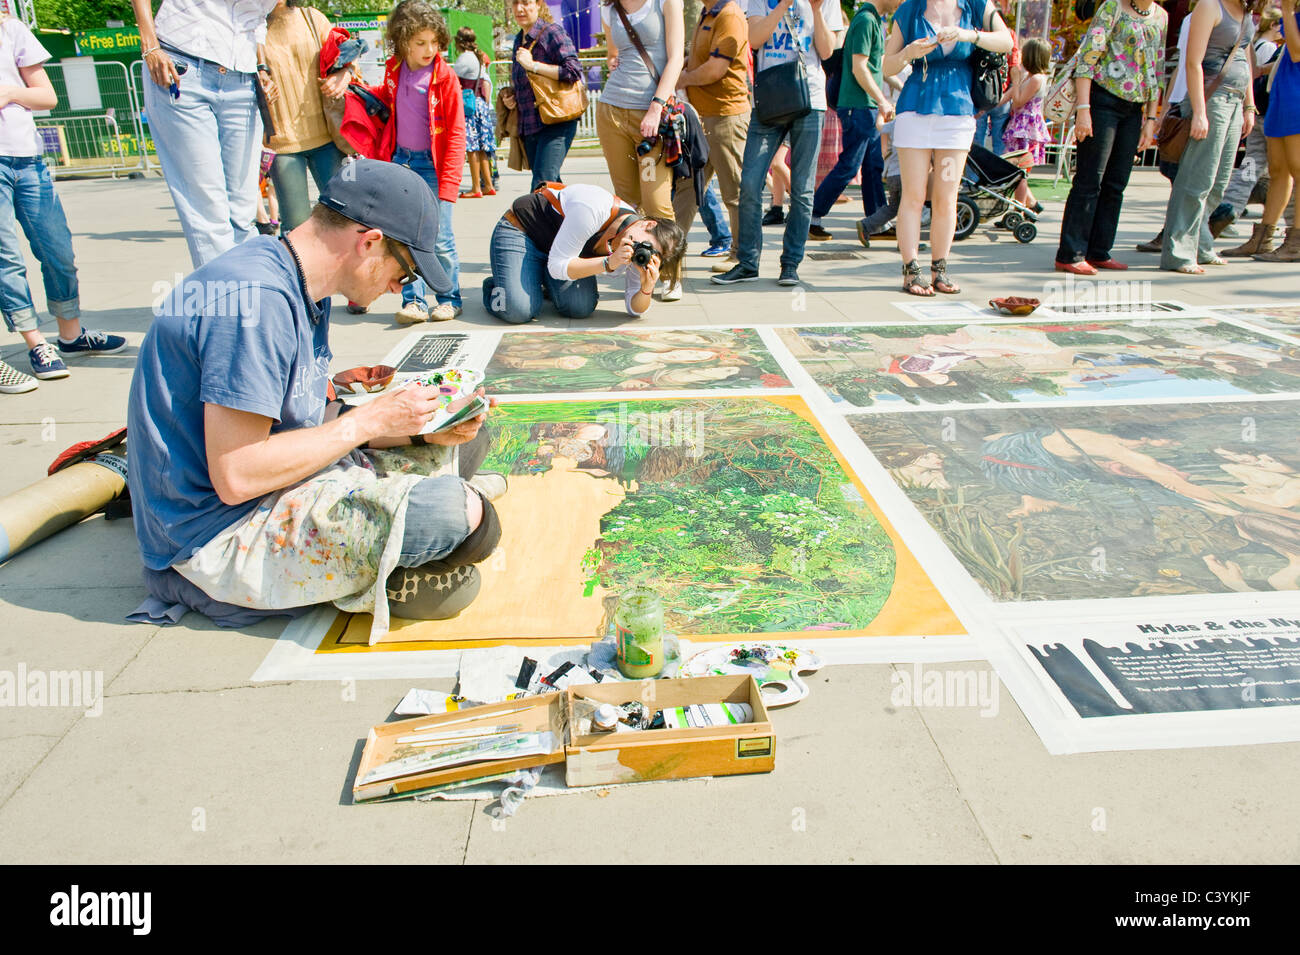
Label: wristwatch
xmin=410 ymin=432 xmax=428 ymax=446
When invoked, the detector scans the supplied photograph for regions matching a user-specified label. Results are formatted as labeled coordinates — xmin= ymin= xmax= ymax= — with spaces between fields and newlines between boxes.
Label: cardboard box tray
xmin=564 ymin=674 xmax=774 ymax=787
xmin=353 ymin=693 xmax=567 ymax=803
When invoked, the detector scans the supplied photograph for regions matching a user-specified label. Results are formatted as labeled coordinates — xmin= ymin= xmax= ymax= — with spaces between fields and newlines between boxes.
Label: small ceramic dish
xmin=332 ymin=365 xmax=397 ymax=395
xmin=989 ymin=296 xmax=1041 ymax=316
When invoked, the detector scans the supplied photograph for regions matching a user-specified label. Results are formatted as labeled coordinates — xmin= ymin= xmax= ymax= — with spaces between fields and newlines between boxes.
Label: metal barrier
xmin=36 ymin=60 xmax=150 ymax=179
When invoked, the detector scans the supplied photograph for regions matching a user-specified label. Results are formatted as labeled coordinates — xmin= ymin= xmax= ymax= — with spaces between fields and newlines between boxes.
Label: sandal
xmin=1200 ymin=254 xmax=1228 ymax=266
xmin=931 ymin=258 xmax=961 ymax=294
xmin=902 ymin=259 xmax=933 ymax=296
xmin=1173 ymin=263 xmax=1205 ymax=274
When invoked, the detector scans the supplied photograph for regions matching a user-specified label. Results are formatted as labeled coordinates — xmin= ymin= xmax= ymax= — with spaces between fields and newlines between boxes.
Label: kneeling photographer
xmin=483 ymin=182 xmax=684 ymax=323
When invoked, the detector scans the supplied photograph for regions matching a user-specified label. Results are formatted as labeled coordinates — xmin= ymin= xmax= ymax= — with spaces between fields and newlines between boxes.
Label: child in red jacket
xmin=375 ymin=0 xmax=466 ymax=323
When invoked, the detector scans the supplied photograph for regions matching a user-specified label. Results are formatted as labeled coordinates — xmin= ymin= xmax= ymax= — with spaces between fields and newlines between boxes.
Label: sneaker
xmin=711 ymin=255 xmax=738 ymax=273
xmin=29 ymin=342 xmax=69 ymax=380
xmin=395 ymin=301 xmax=431 ymax=325
xmin=856 ymin=220 xmax=872 ymax=248
xmin=761 ymin=205 xmax=785 ymax=226
xmin=0 ymin=359 xmax=38 ymax=394
xmin=345 ymin=300 xmax=368 ymax=314
xmin=428 ymin=303 xmax=463 ymax=321
xmin=57 ymin=328 xmax=127 ymax=356
xmin=710 ymin=265 xmax=760 ymax=285
xmin=386 ymin=564 xmax=481 ymax=621
xmin=660 ymin=280 xmax=683 ymax=302
xmin=700 ymin=242 xmax=731 ymax=257
xmin=468 ymin=471 xmax=507 ymax=501
xmin=808 ymin=225 xmax=832 ymax=241
xmin=777 ymin=267 xmax=800 ymax=287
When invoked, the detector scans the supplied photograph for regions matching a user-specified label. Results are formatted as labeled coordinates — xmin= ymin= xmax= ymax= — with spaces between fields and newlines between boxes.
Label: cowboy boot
xmin=1222 ymin=223 xmax=1277 ymax=257
xmin=1254 ymin=227 xmax=1300 ymax=263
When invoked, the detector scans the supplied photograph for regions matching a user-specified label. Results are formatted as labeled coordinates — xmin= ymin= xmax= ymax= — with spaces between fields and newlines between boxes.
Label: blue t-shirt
xmin=127 ymin=236 xmax=333 ymax=570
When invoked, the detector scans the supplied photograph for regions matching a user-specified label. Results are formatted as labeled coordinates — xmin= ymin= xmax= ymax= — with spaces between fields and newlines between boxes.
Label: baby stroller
xmin=954 ymin=144 xmax=1040 ymax=244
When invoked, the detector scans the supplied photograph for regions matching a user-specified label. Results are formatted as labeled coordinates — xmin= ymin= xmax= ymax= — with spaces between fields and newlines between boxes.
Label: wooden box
xmin=353 ymin=693 xmax=567 ymax=803
xmin=564 ymin=674 xmax=774 ymax=787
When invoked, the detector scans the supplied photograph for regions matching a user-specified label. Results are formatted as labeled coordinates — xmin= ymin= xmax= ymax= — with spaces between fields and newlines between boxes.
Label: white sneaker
xmin=660 ymin=280 xmax=683 ymax=302
xmin=429 ymin=303 xmax=463 ymax=321
xmin=0 ymin=359 xmax=37 ymax=394
xmin=395 ymin=301 xmax=430 ymax=325
xmin=468 ymin=471 xmax=507 ymax=501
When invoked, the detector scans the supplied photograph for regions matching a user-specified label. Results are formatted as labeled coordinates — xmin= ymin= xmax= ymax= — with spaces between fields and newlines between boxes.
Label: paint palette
xmin=679 ymin=643 xmax=823 ymax=708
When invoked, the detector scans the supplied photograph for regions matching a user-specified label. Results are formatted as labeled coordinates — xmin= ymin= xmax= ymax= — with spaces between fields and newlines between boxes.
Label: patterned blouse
xmin=1073 ymin=0 xmax=1168 ymax=104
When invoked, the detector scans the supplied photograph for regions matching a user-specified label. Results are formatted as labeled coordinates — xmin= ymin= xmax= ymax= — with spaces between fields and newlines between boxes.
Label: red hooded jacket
xmin=365 ymin=54 xmax=466 ymax=203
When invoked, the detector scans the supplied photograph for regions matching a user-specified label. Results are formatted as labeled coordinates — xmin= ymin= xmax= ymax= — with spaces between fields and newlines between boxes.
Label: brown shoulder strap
xmin=613 ymin=2 xmax=661 ymax=85
xmin=1205 ymin=12 xmax=1250 ymax=101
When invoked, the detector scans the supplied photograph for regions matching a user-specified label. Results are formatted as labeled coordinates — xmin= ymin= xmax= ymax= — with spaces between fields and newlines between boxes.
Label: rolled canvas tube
xmin=0 ymin=456 xmax=126 ymax=563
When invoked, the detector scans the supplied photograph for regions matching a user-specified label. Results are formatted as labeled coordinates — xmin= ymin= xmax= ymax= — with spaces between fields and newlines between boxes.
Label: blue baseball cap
xmin=316 ymin=158 xmax=452 ymax=295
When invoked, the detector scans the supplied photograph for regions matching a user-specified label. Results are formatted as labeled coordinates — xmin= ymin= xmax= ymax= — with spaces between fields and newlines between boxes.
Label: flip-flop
xmin=1173 ymin=264 xmax=1205 ymax=274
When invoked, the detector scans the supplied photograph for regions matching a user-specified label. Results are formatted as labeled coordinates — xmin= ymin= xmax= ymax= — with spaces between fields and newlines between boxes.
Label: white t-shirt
xmin=154 ymin=0 xmax=279 ymax=74
xmin=550 ymin=183 xmax=647 ymax=316
xmin=1170 ymin=16 xmax=1191 ymax=105
xmin=0 ymin=18 xmax=50 ymax=158
xmin=745 ymin=0 xmax=845 ymax=111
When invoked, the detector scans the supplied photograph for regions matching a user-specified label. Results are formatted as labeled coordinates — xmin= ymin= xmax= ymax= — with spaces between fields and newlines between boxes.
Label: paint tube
xmin=661 ymin=702 xmax=753 ymax=729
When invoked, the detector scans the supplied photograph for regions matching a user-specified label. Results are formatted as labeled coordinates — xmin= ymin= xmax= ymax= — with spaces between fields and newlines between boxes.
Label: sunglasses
xmin=384 ymin=236 xmax=420 ymax=286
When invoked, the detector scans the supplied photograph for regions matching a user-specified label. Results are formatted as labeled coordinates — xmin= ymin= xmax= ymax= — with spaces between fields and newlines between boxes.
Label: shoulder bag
xmin=523 ymin=25 xmax=588 ymax=124
xmin=970 ymin=0 xmax=1008 ymax=112
xmin=1157 ymin=15 xmax=1247 ymax=164
xmin=753 ymin=5 xmax=813 ymax=127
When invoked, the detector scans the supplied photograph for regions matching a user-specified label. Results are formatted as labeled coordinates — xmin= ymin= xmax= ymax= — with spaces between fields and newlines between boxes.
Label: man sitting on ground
xmin=127 ymin=160 xmax=499 ymax=635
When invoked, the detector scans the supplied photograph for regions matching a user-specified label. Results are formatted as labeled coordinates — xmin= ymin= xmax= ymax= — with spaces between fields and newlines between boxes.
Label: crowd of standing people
xmin=2 ymin=0 xmax=1299 ymax=393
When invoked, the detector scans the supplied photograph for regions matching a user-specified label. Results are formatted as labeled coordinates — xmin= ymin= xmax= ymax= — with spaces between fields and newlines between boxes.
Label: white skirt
xmin=893 ymin=111 xmax=978 ymax=150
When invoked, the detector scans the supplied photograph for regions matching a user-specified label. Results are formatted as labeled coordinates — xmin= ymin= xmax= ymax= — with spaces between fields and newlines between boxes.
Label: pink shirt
xmin=0 ymin=18 xmax=51 ymax=157
xmin=395 ymin=61 xmax=433 ymax=151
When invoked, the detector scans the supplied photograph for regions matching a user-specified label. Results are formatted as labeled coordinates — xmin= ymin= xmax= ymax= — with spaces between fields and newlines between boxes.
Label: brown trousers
xmin=596 ymin=100 xmax=675 ymax=219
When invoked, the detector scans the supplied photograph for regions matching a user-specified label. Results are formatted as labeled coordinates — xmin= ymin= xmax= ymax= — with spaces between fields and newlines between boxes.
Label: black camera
xmin=635 ymin=137 xmax=658 ymax=157
xmin=630 ymin=241 xmax=656 ymax=268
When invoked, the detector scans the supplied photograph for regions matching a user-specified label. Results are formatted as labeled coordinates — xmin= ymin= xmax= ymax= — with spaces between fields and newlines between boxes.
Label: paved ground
xmin=2 ymin=157 xmax=1298 ymax=864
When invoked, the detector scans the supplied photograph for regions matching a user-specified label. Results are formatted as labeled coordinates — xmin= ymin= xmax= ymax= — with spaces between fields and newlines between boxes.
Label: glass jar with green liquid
xmin=615 ymin=588 xmax=664 ymax=679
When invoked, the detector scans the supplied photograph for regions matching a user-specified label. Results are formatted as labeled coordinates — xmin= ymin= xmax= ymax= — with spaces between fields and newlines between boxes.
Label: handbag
xmin=1156 ymin=16 xmax=1247 ymax=163
xmin=302 ymin=10 xmax=359 ymax=155
xmin=969 ymin=1 xmax=1006 ymax=112
xmin=1044 ymin=49 xmax=1081 ymax=124
xmin=522 ymin=32 xmax=588 ymax=124
xmin=753 ymin=7 xmax=813 ymax=128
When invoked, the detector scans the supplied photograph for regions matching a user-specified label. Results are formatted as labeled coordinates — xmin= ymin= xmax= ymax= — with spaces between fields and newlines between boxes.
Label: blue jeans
xmin=522 ymin=120 xmax=578 ymax=191
xmin=0 ymin=156 xmax=79 ymax=334
xmin=812 ymin=106 xmax=883 ymax=220
xmin=143 ymin=48 xmax=261 ymax=268
xmin=738 ymin=109 xmax=824 ymax=272
xmin=391 ymin=146 xmax=462 ymax=309
xmin=974 ymin=101 xmax=1011 ymax=154
xmin=483 ymin=217 xmax=598 ymax=323
xmin=697 ymin=179 xmax=731 ymax=247
xmin=269 ymin=141 xmax=345 ymax=233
